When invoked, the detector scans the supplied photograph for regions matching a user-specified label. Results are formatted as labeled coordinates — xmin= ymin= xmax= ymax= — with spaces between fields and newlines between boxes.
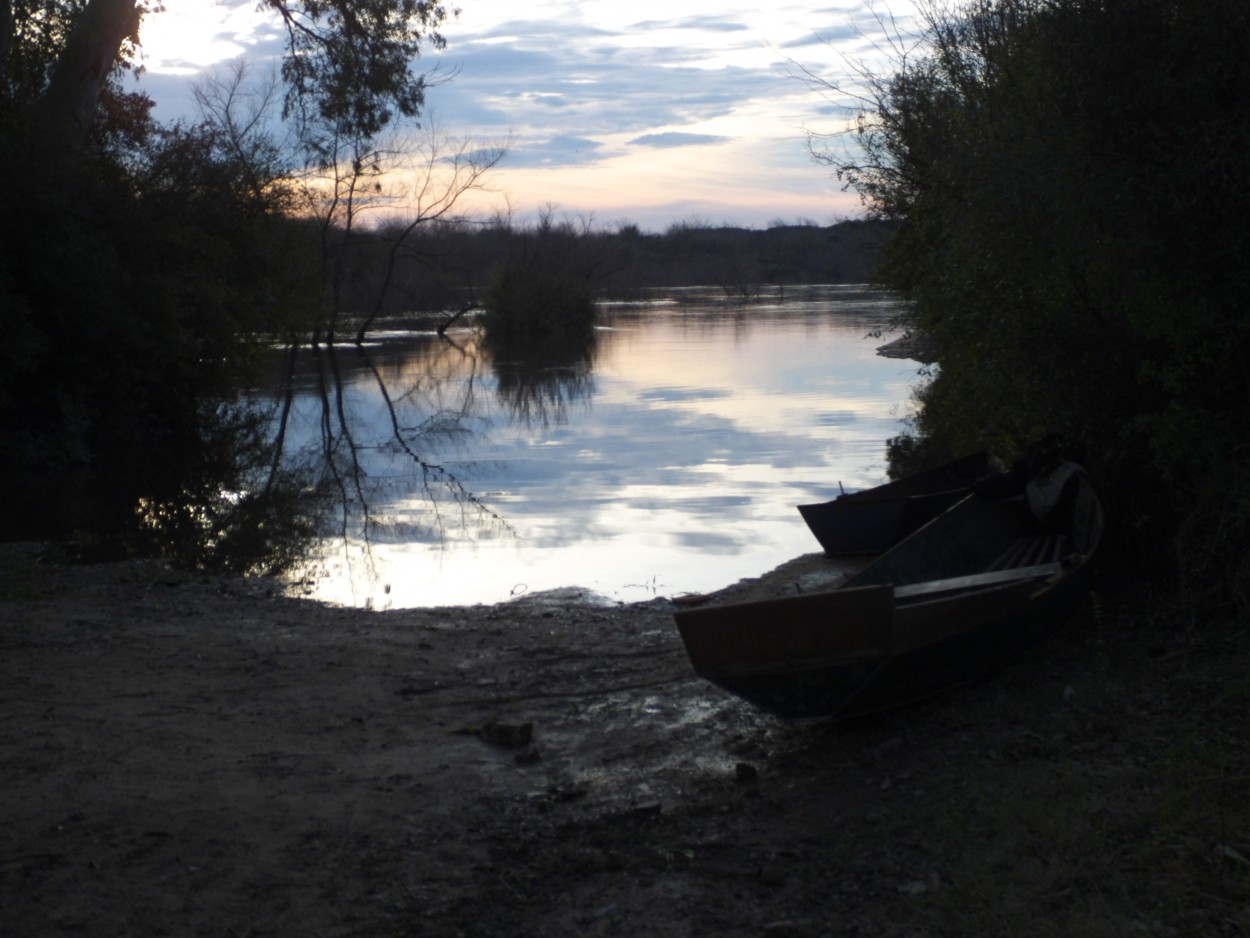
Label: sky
xmin=133 ymin=1 xmax=923 ymax=232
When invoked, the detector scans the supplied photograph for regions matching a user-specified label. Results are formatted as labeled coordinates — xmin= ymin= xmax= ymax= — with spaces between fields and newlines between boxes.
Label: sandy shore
xmin=0 ymin=545 xmax=855 ymax=936
xmin=3 ymin=543 xmax=1245 ymax=937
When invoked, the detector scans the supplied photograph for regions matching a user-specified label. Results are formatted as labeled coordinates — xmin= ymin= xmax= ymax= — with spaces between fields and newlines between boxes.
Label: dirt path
xmin=0 ymin=546 xmax=843 ymax=936
xmin=2 ymin=544 xmax=1246 ymax=937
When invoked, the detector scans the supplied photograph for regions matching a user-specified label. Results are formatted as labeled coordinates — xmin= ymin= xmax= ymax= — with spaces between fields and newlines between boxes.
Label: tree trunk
xmin=39 ymin=0 xmax=139 ymax=151
xmin=1 ymin=1 xmax=15 ymax=79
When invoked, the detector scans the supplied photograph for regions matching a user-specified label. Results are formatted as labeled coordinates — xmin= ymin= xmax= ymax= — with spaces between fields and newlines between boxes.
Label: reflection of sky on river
xmin=278 ymin=286 xmax=919 ymax=607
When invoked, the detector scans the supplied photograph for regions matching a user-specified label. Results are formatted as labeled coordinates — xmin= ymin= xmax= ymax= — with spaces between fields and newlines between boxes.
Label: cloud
xmin=627 ymin=132 xmax=731 ymax=148
xmin=506 ymin=134 xmax=609 ymax=168
xmin=777 ymin=24 xmax=865 ymax=50
xmin=631 ymin=15 xmax=750 ymax=33
xmin=433 ymin=37 xmax=764 ymax=138
xmin=131 ymin=1 xmax=928 ymax=228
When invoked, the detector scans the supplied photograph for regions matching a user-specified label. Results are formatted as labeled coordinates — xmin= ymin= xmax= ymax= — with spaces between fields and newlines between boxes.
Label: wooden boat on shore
xmin=674 ymin=461 xmax=1102 ymax=721
xmin=797 ymin=450 xmax=1000 ymax=555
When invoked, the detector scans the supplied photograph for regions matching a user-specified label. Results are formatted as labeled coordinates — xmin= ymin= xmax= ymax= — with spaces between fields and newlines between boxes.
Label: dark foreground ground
xmin=1 ymin=543 xmax=1247 ymax=937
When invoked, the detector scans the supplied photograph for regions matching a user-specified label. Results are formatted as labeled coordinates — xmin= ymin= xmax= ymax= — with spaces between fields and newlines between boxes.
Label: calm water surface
xmin=269 ymin=285 xmax=919 ymax=607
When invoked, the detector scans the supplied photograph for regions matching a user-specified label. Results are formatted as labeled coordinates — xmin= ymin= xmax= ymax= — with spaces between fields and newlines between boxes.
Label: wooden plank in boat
xmin=894 ymin=562 xmax=1062 ymax=600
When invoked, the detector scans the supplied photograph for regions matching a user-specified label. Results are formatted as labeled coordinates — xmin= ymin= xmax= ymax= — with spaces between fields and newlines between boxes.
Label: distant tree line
xmin=329 ymin=214 xmax=894 ymax=320
xmin=604 ymin=217 xmax=891 ymax=296
xmin=816 ymin=0 xmax=1250 ymax=610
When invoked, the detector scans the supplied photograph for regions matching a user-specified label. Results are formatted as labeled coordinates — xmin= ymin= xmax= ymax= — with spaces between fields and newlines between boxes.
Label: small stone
xmin=759 ymin=856 xmax=788 ymax=887
xmin=480 ymin=721 xmax=533 ymax=748
xmin=735 ymin=762 xmax=759 ymax=784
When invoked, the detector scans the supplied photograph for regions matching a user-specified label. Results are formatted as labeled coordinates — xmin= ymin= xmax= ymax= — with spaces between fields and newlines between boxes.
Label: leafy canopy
xmin=0 ymin=0 xmax=456 ymax=565
xmin=821 ymin=0 xmax=1250 ymax=597
xmin=265 ymin=0 xmax=455 ymax=147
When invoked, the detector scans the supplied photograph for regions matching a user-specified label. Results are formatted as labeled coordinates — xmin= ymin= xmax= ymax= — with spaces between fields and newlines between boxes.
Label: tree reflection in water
xmin=263 ymin=319 xmax=600 ymax=593
xmin=488 ymin=329 xmax=599 ymax=429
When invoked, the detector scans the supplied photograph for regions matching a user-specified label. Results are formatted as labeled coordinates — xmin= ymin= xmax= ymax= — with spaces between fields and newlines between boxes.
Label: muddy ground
xmin=2 ymin=543 xmax=1247 ymax=937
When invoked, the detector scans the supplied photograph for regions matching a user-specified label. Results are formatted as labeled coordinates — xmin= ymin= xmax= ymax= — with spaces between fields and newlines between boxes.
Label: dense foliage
xmin=480 ymin=212 xmax=605 ymax=352
xmin=2 ymin=101 xmax=297 ymax=528
xmin=0 ymin=1 xmax=450 ymax=567
xmin=828 ymin=0 xmax=1250 ymax=604
xmin=268 ymin=0 xmax=453 ymax=145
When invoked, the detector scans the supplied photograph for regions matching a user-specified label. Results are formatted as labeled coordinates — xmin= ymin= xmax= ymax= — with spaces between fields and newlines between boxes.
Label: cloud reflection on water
xmin=270 ymin=286 xmax=917 ymax=607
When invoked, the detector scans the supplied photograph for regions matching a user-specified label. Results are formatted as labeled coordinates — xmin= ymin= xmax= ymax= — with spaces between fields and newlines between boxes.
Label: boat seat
xmin=891 ymin=534 xmax=1070 ymax=601
xmin=988 ymin=533 xmax=1069 ymax=571
xmin=894 ymin=562 xmax=1063 ymax=600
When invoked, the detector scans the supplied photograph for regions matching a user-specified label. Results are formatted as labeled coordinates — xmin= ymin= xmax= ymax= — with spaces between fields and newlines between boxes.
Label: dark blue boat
xmin=797 ymin=450 xmax=999 ymax=556
xmin=675 ymin=461 xmax=1102 ymax=721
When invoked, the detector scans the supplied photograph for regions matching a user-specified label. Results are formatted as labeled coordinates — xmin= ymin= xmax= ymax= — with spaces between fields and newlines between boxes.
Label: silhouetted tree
xmin=811 ymin=0 xmax=1250 ymax=605
xmin=0 ymin=0 xmax=457 ymax=565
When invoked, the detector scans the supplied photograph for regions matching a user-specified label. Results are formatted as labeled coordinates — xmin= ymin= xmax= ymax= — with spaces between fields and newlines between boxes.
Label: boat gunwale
xmin=673 ymin=465 xmax=1103 ymax=721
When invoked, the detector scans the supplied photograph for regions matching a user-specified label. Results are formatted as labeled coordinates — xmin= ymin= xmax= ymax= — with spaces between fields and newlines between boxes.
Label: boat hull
xmin=798 ymin=451 xmax=998 ymax=555
xmin=675 ymin=468 xmax=1102 ymax=721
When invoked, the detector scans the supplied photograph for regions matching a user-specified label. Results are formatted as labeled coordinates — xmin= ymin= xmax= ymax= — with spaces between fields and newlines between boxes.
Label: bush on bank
xmin=830 ymin=0 xmax=1250 ymax=611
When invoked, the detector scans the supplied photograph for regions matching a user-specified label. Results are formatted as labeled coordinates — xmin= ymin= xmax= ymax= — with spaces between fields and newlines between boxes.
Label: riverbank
xmin=2 ymin=543 xmax=1246 ymax=936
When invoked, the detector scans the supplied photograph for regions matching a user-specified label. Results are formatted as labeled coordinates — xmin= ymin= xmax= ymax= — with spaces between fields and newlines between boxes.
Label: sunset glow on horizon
xmin=134 ymin=1 xmax=922 ymax=231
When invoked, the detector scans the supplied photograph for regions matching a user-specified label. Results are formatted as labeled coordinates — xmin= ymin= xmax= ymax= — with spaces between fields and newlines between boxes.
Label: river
xmin=261 ymin=284 xmax=919 ymax=607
